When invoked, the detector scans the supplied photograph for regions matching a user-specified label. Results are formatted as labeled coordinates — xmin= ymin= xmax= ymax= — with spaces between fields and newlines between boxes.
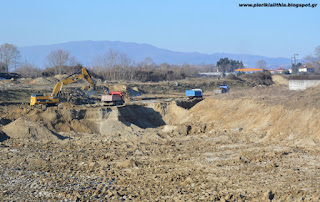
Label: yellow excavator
xmin=30 ymin=68 xmax=96 ymax=106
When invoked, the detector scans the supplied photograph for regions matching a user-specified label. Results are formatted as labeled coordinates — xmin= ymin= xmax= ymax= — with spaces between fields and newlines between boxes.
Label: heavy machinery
xmin=30 ymin=68 xmax=96 ymax=107
xmin=213 ymin=85 xmax=229 ymax=94
xmin=101 ymin=86 xmax=125 ymax=106
xmin=185 ymin=89 xmax=203 ymax=99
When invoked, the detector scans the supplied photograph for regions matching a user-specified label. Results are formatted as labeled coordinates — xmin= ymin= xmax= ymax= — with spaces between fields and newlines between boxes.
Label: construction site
xmin=0 ymin=72 xmax=320 ymax=201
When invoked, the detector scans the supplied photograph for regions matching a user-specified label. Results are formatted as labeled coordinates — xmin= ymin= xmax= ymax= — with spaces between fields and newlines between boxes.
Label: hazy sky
xmin=1 ymin=0 xmax=319 ymax=58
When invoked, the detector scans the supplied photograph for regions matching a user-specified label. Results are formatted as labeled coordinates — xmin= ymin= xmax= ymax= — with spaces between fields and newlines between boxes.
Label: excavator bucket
xmin=82 ymin=85 xmax=95 ymax=96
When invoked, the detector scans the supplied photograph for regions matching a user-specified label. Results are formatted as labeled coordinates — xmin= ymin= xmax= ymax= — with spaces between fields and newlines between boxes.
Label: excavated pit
xmin=1 ymin=88 xmax=320 ymax=200
xmin=118 ymin=104 xmax=166 ymax=129
xmin=175 ymin=98 xmax=203 ymax=109
xmin=1 ymin=102 xmax=182 ymax=142
xmin=0 ymin=130 xmax=10 ymax=142
xmin=1 ymin=95 xmax=320 ymax=149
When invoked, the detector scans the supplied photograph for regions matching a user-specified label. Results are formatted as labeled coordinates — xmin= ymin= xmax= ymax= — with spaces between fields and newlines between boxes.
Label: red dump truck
xmin=101 ymin=87 xmax=125 ymax=106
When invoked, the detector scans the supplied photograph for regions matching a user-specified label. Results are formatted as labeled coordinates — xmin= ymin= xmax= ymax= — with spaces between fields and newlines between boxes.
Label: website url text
xmin=239 ymin=3 xmax=318 ymax=8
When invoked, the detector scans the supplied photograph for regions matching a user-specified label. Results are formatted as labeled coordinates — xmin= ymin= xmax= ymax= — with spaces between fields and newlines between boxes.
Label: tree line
xmin=0 ymin=43 xmax=220 ymax=81
xmin=2 ymin=42 xmax=320 ymax=81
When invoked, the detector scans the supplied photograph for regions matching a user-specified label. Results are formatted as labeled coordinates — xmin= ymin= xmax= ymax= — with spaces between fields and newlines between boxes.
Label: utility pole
xmin=292 ymin=53 xmax=299 ymax=74
xmin=293 ymin=54 xmax=298 ymax=66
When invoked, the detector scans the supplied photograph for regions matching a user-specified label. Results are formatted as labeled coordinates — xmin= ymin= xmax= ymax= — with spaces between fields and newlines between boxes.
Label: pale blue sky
xmin=1 ymin=0 xmax=319 ymax=58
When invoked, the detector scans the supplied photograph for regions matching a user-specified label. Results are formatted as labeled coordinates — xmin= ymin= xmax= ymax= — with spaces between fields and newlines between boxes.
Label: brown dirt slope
xmin=272 ymin=75 xmax=288 ymax=86
xmin=2 ymin=117 xmax=62 ymax=142
xmin=30 ymin=77 xmax=53 ymax=85
xmin=190 ymin=97 xmax=320 ymax=148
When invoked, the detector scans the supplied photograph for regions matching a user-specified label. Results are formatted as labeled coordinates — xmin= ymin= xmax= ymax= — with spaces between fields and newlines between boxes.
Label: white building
xmin=298 ymin=65 xmax=315 ymax=73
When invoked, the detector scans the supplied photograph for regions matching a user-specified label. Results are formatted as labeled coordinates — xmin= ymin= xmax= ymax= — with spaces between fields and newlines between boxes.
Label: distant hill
xmin=19 ymin=40 xmax=291 ymax=68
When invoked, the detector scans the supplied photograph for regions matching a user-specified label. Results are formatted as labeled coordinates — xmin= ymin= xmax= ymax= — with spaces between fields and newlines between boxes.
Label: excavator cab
xmin=30 ymin=93 xmax=59 ymax=105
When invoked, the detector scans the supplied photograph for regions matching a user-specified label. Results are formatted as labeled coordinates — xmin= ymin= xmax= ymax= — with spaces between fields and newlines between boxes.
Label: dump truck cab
xmin=219 ymin=85 xmax=229 ymax=93
xmin=214 ymin=85 xmax=229 ymax=94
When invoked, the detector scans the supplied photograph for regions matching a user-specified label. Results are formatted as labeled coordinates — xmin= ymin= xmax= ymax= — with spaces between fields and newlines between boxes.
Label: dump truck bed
xmin=101 ymin=94 xmax=122 ymax=102
xmin=185 ymin=89 xmax=202 ymax=98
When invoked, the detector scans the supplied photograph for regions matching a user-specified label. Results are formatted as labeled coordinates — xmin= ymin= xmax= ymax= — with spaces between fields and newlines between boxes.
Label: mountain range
xmin=18 ymin=40 xmax=291 ymax=69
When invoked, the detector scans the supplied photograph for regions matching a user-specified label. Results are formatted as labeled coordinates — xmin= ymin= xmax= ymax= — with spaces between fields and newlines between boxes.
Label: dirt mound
xmin=107 ymin=84 xmax=142 ymax=101
xmin=26 ymin=107 xmax=99 ymax=134
xmin=2 ymin=117 xmax=65 ymax=142
xmin=46 ymin=77 xmax=59 ymax=83
xmin=272 ymin=75 xmax=288 ymax=86
xmin=190 ymin=98 xmax=320 ymax=147
xmin=26 ymin=106 xmax=160 ymax=136
xmin=98 ymin=119 xmax=146 ymax=143
xmin=108 ymin=84 xmax=127 ymax=93
xmin=54 ymin=74 xmax=69 ymax=80
xmin=285 ymin=85 xmax=320 ymax=109
xmin=30 ymin=77 xmax=53 ymax=85
xmin=240 ymin=72 xmax=274 ymax=86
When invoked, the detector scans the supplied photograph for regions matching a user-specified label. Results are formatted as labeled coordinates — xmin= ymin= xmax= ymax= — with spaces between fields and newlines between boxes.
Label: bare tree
xmin=15 ymin=63 xmax=42 ymax=78
xmin=46 ymin=49 xmax=70 ymax=74
xmin=0 ymin=61 xmax=6 ymax=73
xmin=118 ymin=52 xmax=134 ymax=79
xmin=104 ymin=49 xmax=119 ymax=80
xmin=198 ymin=64 xmax=217 ymax=72
xmin=182 ymin=63 xmax=199 ymax=77
xmin=68 ymin=56 xmax=79 ymax=67
xmin=137 ymin=57 xmax=156 ymax=70
xmin=305 ymin=45 xmax=320 ymax=70
xmin=0 ymin=43 xmax=20 ymax=72
xmin=104 ymin=49 xmax=119 ymax=69
xmin=92 ymin=55 xmax=104 ymax=75
xmin=118 ymin=52 xmax=133 ymax=68
xmin=256 ymin=60 xmax=267 ymax=69
xmin=92 ymin=49 xmax=134 ymax=80
xmin=159 ymin=63 xmax=170 ymax=70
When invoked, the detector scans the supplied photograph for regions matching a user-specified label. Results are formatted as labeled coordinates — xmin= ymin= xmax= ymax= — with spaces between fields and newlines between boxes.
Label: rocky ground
xmin=0 ymin=75 xmax=320 ymax=201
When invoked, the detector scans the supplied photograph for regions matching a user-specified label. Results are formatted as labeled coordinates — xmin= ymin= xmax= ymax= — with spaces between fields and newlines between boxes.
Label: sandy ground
xmin=0 ymin=75 xmax=320 ymax=201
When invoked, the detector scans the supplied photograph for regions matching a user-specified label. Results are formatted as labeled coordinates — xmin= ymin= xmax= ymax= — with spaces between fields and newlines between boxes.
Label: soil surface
xmin=0 ymin=75 xmax=319 ymax=201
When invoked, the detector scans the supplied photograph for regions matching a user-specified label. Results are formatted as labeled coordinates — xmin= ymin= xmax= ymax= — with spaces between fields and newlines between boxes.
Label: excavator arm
xmin=30 ymin=68 xmax=96 ymax=106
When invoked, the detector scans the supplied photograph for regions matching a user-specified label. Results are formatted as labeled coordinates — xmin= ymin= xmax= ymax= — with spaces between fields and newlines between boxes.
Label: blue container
xmin=219 ymin=85 xmax=229 ymax=90
xmin=186 ymin=89 xmax=202 ymax=98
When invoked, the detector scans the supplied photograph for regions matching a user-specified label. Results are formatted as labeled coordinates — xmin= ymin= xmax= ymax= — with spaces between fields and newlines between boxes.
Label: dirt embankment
xmin=189 ymin=98 xmax=320 ymax=147
xmin=1 ymin=83 xmax=320 ymax=201
xmin=2 ymin=91 xmax=320 ymax=149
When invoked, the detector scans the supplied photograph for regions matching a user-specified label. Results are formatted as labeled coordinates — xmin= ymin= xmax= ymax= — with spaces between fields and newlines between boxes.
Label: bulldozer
xmin=30 ymin=68 xmax=96 ymax=107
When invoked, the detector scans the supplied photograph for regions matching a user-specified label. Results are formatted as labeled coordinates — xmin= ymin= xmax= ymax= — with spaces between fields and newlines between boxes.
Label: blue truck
xmin=185 ymin=89 xmax=203 ymax=99
xmin=214 ymin=85 xmax=229 ymax=94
